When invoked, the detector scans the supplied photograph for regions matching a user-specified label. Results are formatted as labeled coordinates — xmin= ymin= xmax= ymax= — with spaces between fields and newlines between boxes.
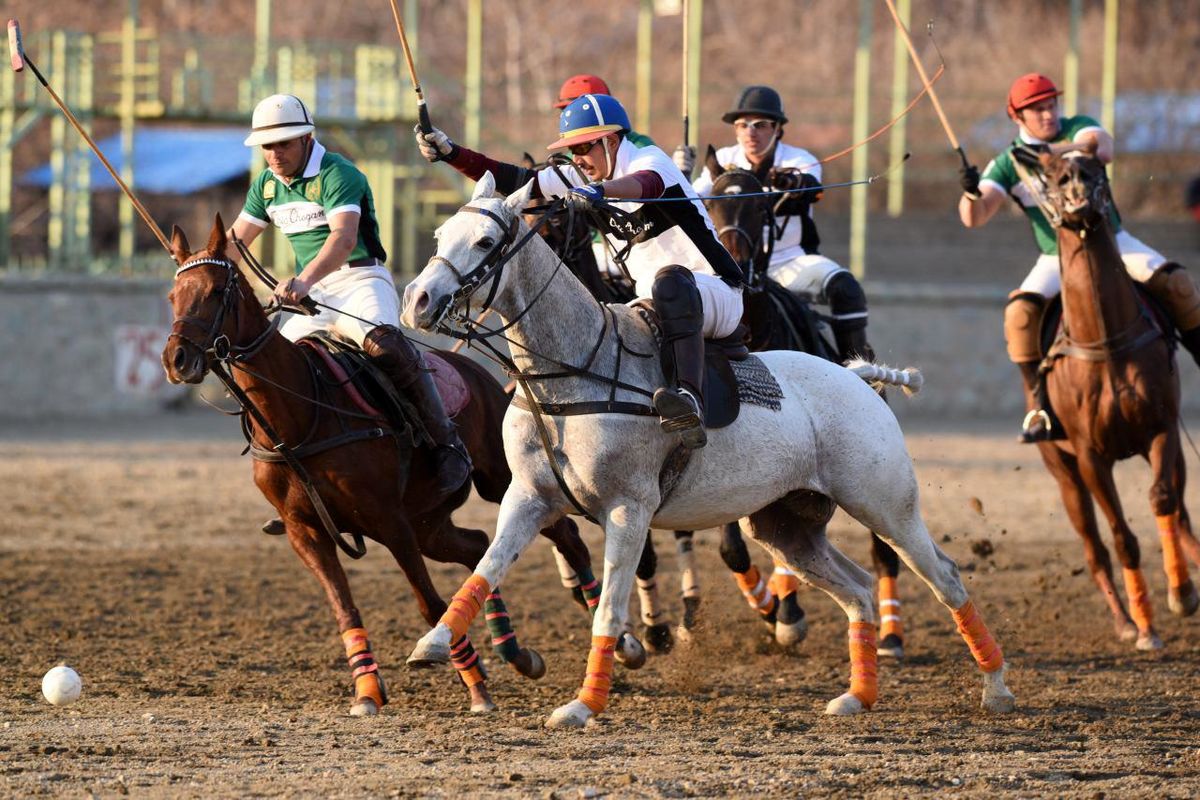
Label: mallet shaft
xmin=387 ymin=0 xmax=432 ymax=134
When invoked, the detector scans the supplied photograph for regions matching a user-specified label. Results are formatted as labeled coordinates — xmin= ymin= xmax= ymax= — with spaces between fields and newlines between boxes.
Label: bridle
xmin=710 ymin=169 xmax=772 ymax=285
xmin=168 ymin=255 xmax=277 ymax=363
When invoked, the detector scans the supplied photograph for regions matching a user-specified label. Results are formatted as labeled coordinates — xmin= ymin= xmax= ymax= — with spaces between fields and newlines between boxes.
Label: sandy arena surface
xmin=3 ymin=411 xmax=1200 ymax=798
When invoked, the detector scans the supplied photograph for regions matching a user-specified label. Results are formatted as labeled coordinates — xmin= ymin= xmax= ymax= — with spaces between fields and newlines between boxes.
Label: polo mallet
xmin=386 ymin=0 xmax=432 ymax=134
xmin=882 ymin=0 xmax=971 ymax=171
xmin=8 ymin=18 xmax=174 ymax=255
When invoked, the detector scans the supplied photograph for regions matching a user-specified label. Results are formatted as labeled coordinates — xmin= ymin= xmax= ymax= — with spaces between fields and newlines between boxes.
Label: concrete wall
xmin=3 ymin=274 xmax=1198 ymax=421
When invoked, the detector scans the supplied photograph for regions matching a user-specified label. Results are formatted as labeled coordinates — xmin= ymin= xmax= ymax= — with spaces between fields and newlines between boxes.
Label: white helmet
xmin=244 ymin=94 xmax=315 ymax=147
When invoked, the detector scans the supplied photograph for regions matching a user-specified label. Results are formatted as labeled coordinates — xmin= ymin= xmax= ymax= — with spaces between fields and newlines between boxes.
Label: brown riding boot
xmin=1004 ymin=291 xmax=1059 ymax=443
xmin=362 ymin=325 xmax=471 ymax=498
xmin=1146 ymin=263 xmax=1200 ymax=368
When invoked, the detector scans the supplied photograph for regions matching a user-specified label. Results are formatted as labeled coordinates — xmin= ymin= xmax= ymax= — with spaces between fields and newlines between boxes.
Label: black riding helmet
xmin=722 ymin=85 xmax=788 ymax=125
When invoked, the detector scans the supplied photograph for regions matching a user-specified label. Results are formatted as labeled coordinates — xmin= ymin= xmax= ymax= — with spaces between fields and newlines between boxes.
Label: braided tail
xmin=845 ymin=358 xmax=923 ymax=397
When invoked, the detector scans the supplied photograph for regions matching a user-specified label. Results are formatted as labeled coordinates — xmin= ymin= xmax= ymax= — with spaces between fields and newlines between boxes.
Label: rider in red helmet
xmin=959 ymin=73 xmax=1200 ymax=442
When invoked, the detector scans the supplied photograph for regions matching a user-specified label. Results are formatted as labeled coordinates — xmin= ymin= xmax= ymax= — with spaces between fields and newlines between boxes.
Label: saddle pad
xmin=731 ymin=354 xmax=784 ymax=411
xmin=423 ymin=352 xmax=470 ymax=418
xmin=298 ymin=338 xmax=386 ymax=421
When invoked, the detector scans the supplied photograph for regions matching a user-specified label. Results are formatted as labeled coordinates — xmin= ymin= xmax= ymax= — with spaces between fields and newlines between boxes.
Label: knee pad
xmin=651 ymin=266 xmax=703 ymax=339
xmin=825 ymin=271 xmax=868 ymax=332
xmin=1147 ymin=263 xmax=1200 ymax=332
xmin=1003 ymin=291 xmax=1045 ymax=364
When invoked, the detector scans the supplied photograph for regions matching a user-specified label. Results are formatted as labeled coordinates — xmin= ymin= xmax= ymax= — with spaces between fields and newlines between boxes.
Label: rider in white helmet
xmin=229 ymin=94 xmax=470 ymax=502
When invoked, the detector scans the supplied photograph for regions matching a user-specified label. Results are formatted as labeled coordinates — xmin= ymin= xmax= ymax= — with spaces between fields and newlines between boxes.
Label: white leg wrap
xmin=553 ymin=547 xmax=580 ymax=589
xmin=676 ymin=538 xmax=700 ymax=599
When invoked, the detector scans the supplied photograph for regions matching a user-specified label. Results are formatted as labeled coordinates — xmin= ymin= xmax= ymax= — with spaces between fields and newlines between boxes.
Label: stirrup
xmin=1018 ymin=408 xmax=1054 ymax=443
xmin=653 ymin=388 xmax=707 ymax=449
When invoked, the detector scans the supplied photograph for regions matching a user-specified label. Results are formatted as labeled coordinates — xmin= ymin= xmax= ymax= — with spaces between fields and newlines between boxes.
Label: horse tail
xmin=845 ymin=358 xmax=923 ymax=397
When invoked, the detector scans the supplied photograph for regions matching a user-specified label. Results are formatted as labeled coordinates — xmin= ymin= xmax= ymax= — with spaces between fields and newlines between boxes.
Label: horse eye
xmin=1058 ymin=174 xmax=1070 ymax=186
xmin=476 ymin=237 xmax=495 ymax=250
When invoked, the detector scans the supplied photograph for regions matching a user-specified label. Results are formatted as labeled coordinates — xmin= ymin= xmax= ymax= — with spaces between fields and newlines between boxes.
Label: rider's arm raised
xmin=958 ymin=183 xmax=1007 ymax=228
xmin=1074 ymin=128 xmax=1114 ymax=164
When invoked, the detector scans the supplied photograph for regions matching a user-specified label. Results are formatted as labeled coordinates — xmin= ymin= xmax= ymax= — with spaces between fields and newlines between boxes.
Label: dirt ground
xmin=3 ymin=411 xmax=1200 ymax=798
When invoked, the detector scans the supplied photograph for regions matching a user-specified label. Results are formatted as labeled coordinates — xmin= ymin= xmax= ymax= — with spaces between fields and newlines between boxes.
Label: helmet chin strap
xmin=292 ymin=135 xmax=314 ymax=180
xmin=602 ymin=136 xmax=615 ymax=181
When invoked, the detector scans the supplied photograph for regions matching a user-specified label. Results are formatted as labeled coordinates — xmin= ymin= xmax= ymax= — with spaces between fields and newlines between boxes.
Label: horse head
xmin=1016 ymin=141 xmax=1112 ymax=233
xmin=162 ymin=214 xmax=253 ymax=384
xmin=402 ymin=172 xmax=533 ymax=332
xmin=703 ymin=146 xmax=769 ymax=281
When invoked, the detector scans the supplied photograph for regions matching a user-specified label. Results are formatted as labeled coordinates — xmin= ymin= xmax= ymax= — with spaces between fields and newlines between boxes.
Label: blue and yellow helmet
xmin=547 ymin=93 xmax=631 ymax=151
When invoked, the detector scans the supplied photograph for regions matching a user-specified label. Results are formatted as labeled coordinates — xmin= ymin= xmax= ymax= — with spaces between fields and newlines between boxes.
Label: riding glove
xmin=960 ymin=164 xmax=982 ymax=198
xmin=414 ymin=125 xmax=456 ymax=163
xmin=672 ymin=145 xmax=696 ymax=177
xmin=566 ymin=184 xmax=604 ymax=209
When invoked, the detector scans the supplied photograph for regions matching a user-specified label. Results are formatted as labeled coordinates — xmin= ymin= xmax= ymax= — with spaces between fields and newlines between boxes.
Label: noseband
xmin=169 ymin=256 xmax=243 ymax=359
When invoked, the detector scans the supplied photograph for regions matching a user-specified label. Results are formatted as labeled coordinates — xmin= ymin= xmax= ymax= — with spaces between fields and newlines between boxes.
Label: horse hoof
xmin=824 ymin=693 xmax=867 ymax=716
xmin=407 ymin=624 xmax=452 ymax=668
xmin=545 ymin=700 xmax=592 ymax=729
xmin=1116 ymin=621 xmax=1139 ymax=642
xmin=349 ymin=698 xmax=379 ymax=717
xmin=981 ymin=664 xmax=1016 ymax=713
xmin=615 ymin=633 xmax=647 ymax=670
xmin=644 ymin=623 xmax=674 ymax=654
xmin=675 ymin=624 xmax=694 ymax=645
xmin=1168 ymin=581 xmax=1200 ymax=617
xmin=774 ymin=616 xmax=808 ymax=649
xmin=878 ymin=633 xmax=904 ymax=660
xmin=469 ymin=685 xmax=497 ymax=713
xmin=511 ymin=648 xmax=547 ymax=680
xmin=1136 ymin=632 xmax=1164 ymax=651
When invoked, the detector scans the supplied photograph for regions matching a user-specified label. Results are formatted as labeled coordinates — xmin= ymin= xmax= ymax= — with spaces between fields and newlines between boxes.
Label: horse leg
xmin=738 ymin=504 xmax=876 ymax=715
xmin=769 ymin=557 xmax=808 ymax=648
xmin=283 ymin=521 xmax=387 ymax=717
xmin=871 ymin=533 xmax=905 ymax=659
xmin=1073 ymin=449 xmax=1163 ymax=649
xmin=719 ymin=521 xmax=779 ymax=631
xmin=542 ymin=516 xmax=599 ymax=615
xmin=1148 ymin=431 xmax=1200 ymax=617
xmin=1039 ymin=444 xmax=1138 ymax=641
xmin=636 ymin=530 xmax=674 ymax=654
xmin=1172 ymin=459 xmax=1200 ymax=569
xmin=546 ymin=501 xmax=654 ymax=729
xmin=675 ymin=531 xmax=701 ymax=640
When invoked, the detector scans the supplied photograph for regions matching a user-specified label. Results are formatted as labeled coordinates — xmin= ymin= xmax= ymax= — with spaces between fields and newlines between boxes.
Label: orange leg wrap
xmin=439 ymin=574 xmax=491 ymax=641
xmin=450 ymin=635 xmax=487 ymax=688
xmin=576 ymin=635 xmax=617 ymax=713
xmin=341 ymin=627 xmax=387 ymax=707
xmin=734 ymin=565 xmax=775 ymax=615
xmin=952 ymin=599 xmax=1004 ymax=673
xmin=1157 ymin=514 xmax=1190 ymax=589
xmin=768 ymin=563 xmax=801 ymax=599
xmin=1122 ymin=567 xmax=1153 ymax=632
xmin=848 ymin=622 xmax=878 ymax=708
xmin=878 ymin=575 xmax=903 ymax=641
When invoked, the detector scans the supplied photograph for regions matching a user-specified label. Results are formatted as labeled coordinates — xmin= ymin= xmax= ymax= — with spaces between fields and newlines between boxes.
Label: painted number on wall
xmin=114 ymin=325 xmax=171 ymax=396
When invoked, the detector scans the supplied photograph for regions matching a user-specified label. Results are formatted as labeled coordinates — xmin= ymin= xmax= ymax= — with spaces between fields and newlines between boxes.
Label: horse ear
xmin=206 ymin=213 xmax=227 ymax=256
xmin=705 ymin=144 xmax=724 ymax=178
xmin=503 ymin=179 xmax=536 ymax=216
xmin=473 ymin=171 xmax=498 ymax=200
xmin=170 ymin=225 xmax=191 ymax=263
xmin=521 ymin=151 xmax=536 ymax=169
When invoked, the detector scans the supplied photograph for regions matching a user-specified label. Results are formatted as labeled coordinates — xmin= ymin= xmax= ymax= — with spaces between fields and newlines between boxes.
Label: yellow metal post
xmin=464 ymin=0 xmax=482 ymax=195
xmin=885 ymin=0 xmax=910 ymax=217
xmin=685 ymin=0 xmax=703 ymax=153
xmin=48 ymin=32 xmax=66 ymax=269
xmin=636 ymin=0 xmax=653 ymax=134
xmin=849 ymin=0 xmax=872 ymax=278
xmin=1101 ymin=0 xmax=1118 ymax=188
xmin=1063 ymin=0 xmax=1082 ymax=117
xmin=118 ymin=1 xmax=138 ymax=264
xmin=400 ymin=0 xmax=419 ymax=277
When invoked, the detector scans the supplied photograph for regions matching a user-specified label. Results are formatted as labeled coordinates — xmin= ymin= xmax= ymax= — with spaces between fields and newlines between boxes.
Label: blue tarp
xmin=22 ymin=127 xmax=251 ymax=194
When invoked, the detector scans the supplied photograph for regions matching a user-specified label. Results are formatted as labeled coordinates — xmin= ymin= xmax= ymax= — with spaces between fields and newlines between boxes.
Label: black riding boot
xmin=363 ymin=325 xmax=472 ymax=497
xmin=651 ymin=266 xmax=707 ymax=450
xmin=833 ymin=324 xmax=875 ymax=364
xmin=827 ymin=271 xmax=871 ymax=364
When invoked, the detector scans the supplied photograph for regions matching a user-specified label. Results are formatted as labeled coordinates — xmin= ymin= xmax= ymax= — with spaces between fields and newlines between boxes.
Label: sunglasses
xmin=568 ymin=140 xmax=601 ymax=156
xmin=734 ymin=119 xmax=777 ymax=132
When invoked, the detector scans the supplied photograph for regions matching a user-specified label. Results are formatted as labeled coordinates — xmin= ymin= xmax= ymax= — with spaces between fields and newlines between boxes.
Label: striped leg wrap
xmin=676 ymin=536 xmax=700 ymax=599
xmin=878 ymin=575 xmax=904 ymax=641
xmin=484 ymin=589 xmax=521 ymax=663
xmin=734 ymin=565 xmax=776 ymax=616
xmin=341 ymin=627 xmax=387 ymax=707
xmin=450 ymin=635 xmax=487 ymax=688
xmin=951 ymin=599 xmax=1004 ymax=673
xmin=1122 ymin=568 xmax=1154 ymax=632
xmin=1157 ymin=513 xmax=1191 ymax=589
xmin=848 ymin=622 xmax=878 ymax=708
xmin=440 ymin=574 xmax=490 ymax=641
xmin=576 ymin=635 xmax=617 ymax=713
xmin=769 ymin=563 xmax=801 ymax=598
xmin=577 ymin=567 xmax=603 ymax=617
xmin=636 ymin=577 xmax=667 ymax=627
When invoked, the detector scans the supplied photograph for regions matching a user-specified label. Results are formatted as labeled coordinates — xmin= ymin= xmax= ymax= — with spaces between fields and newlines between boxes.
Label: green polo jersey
xmin=241 ymin=146 xmax=387 ymax=274
xmin=627 ymin=129 xmax=655 ymax=149
xmin=980 ymin=115 xmax=1122 ymax=256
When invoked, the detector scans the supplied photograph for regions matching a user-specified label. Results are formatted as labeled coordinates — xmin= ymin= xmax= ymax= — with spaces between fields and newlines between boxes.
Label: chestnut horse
xmin=161 ymin=216 xmax=594 ymax=714
xmin=1019 ymin=144 xmax=1200 ymax=649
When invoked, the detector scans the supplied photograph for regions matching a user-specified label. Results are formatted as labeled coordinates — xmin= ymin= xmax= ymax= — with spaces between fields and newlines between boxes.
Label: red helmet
xmin=1007 ymin=73 xmax=1061 ymax=117
xmin=555 ymin=74 xmax=611 ymax=109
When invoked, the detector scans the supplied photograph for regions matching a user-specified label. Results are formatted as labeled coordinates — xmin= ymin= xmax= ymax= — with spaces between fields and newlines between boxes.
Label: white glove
xmin=414 ymin=125 xmax=455 ymax=162
xmin=673 ymin=145 xmax=696 ymax=177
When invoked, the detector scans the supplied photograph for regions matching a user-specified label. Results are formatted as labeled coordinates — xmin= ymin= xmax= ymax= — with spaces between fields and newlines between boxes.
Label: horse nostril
xmin=173 ymin=347 xmax=188 ymax=372
xmin=415 ymin=291 xmax=430 ymax=314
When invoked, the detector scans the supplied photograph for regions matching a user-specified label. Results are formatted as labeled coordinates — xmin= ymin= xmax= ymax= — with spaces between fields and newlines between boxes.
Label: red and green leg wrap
xmin=484 ymin=588 xmax=522 ymax=664
xmin=848 ymin=621 xmax=879 ymax=708
xmin=449 ymin=635 xmax=487 ymax=688
xmin=439 ymin=574 xmax=491 ymax=642
xmin=576 ymin=635 xmax=617 ymax=713
xmin=952 ymin=599 xmax=1005 ymax=672
xmin=576 ymin=567 xmax=602 ymax=618
xmin=341 ymin=627 xmax=388 ymax=708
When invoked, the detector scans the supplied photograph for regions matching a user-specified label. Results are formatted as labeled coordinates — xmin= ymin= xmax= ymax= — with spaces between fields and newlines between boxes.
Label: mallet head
xmin=8 ymin=19 xmax=25 ymax=73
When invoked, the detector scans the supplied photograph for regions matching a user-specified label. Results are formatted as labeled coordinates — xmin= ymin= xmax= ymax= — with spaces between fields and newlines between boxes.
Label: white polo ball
xmin=41 ymin=665 xmax=82 ymax=706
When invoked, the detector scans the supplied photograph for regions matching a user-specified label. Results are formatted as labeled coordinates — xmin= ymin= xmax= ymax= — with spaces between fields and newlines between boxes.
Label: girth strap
xmin=247 ymin=426 xmax=391 ymax=463
xmin=510 ymin=395 xmax=656 ymax=417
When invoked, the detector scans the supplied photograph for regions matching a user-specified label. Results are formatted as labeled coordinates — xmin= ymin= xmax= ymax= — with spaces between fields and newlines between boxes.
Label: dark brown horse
xmin=161 ymin=216 xmax=593 ymax=714
xmin=1020 ymin=145 xmax=1200 ymax=648
xmin=703 ymin=147 xmax=908 ymax=658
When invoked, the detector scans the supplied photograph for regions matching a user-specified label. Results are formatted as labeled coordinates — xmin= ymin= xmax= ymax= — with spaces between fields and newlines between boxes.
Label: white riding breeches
xmin=279 ymin=264 xmax=399 ymax=346
xmin=1017 ymin=229 xmax=1167 ymax=297
xmin=766 ymin=253 xmax=849 ymax=304
xmin=691 ymin=272 xmax=745 ymax=339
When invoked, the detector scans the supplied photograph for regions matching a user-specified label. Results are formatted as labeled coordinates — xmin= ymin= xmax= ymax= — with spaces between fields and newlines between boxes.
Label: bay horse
xmin=1018 ymin=144 xmax=1200 ymax=649
xmin=161 ymin=216 xmax=594 ymax=715
xmin=701 ymin=147 xmax=909 ymax=658
xmin=400 ymin=173 xmax=1015 ymax=728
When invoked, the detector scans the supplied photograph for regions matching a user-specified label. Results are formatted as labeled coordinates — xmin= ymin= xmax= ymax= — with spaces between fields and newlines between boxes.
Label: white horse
xmin=400 ymin=174 xmax=1015 ymax=728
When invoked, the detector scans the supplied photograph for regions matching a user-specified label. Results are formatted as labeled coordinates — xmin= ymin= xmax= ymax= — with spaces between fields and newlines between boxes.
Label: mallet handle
xmin=387 ymin=0 xmax=432 ymax=134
